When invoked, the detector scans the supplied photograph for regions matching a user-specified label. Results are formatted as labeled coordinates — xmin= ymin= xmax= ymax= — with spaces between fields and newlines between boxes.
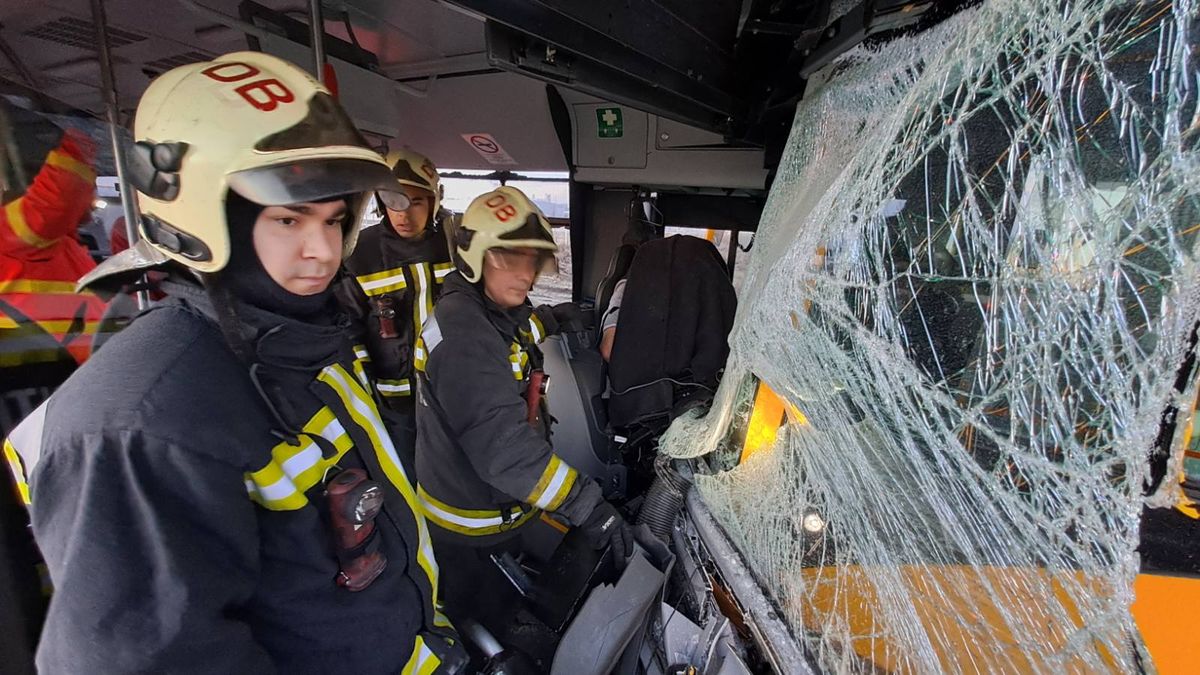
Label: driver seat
xmin=593 ymin=243 xmax=637 ymax=335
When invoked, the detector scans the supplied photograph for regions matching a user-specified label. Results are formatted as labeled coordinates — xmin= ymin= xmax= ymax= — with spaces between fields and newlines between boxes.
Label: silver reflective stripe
xmin=377 ymin=380 xmax=412 ymax=395
xmin=418 ymin=493 xmax=511 ymax=529
xmin=358 ymin=270 xmax=407 ymax=294
xmin=414 ymin=263 xmax=431 ymax=329
xmin=244 ymin=411 xmax=352 ymax=510
xmin=421 ymin=317 xmax=443 ymax=354
xmin=7 ymin=398 xmax=49 ymax=479
xmin=276 ymin=418 xmax=346 ymax=482
xmin=401 ymin=636 xmax=441 ymax=674
xmin=530 ymin=458 xmax=573 ymax=510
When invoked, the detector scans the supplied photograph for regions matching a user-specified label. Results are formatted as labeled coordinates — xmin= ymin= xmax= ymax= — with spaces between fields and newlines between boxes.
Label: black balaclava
xmin=218 ymin=190 xmax=340 ymax=323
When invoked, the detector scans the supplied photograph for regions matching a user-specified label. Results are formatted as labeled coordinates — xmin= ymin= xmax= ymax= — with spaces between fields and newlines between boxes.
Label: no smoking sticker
xmin=462 ymin=133 xmax=516 ymax=165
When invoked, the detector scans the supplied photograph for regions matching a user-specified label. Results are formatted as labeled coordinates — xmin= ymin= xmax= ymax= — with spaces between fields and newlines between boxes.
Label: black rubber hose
xmin=636 ymin=458 xmax=692 ymax=541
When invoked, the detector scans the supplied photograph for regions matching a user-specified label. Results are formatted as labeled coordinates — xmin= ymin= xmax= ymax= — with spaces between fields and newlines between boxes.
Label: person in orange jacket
xmin=0 ymin=126 xmax=107 ymax=437
xmin=0 ymin=121 xmax=104 ymax=673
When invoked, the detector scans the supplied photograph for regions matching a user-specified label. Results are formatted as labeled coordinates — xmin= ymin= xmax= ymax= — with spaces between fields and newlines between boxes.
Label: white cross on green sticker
xmin=597 ymin=107 xmax=622 ymax=138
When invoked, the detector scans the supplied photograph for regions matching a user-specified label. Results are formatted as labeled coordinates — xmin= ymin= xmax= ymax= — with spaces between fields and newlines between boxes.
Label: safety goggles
xmin=376 ymin=190 xmax=413 ymax=212
xmin=484 ymin=247 xmax=559 ymax=277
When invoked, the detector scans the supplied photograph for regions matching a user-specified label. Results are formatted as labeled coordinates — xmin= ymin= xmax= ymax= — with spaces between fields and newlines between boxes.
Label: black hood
xmin=161 ymin=275 xmax=349 ymax=373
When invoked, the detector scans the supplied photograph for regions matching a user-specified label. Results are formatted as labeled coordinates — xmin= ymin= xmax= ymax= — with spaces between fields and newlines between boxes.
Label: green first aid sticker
xmin=597 ymin=107 xmax=623 ymax=138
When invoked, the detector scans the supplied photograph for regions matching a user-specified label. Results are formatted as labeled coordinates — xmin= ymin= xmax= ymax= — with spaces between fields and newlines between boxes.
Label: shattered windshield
xmin=663 ymin=0 xmax=1199 ymax=671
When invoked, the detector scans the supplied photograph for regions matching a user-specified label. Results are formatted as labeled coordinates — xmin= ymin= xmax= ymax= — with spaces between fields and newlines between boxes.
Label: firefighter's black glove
xmin=551 ymin=302 xmax=589 ymax=333
xmin=535 ymin=302 xmax=590 ymax=336
xmin=580 ymin=501 xmax=634 ymax=568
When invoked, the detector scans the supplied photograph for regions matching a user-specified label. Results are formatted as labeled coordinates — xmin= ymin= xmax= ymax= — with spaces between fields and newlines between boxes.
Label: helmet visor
xmin=376 ymin=189 xmax=412 ymax=212
xmin=484 ymin=247 xmax=559 ymax=277
xmin=227 ymin=158 xmax=395 ymax=207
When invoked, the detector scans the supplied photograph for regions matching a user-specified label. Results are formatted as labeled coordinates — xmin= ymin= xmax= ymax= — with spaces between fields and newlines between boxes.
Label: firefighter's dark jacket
xmin=415 ymin=272 xmax=603 ymax=545
xmin=338 ymin=218 xmax=453 ymax=412
xmin=16 ymin=278 xmax=458 ymax=674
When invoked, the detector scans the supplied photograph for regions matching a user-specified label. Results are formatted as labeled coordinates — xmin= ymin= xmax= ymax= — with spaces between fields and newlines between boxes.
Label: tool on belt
xmin=372 ymin=296 xmax=399 ymax=339
xmin=325 ymin=468 xmax=387 ymax=591
xmin=525 ymin=369 xmax=549 ymax=426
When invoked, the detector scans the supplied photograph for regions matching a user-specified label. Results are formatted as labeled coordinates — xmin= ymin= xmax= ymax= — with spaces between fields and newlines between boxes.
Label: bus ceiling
xmin=440 ymin=0 xmax=973 ymax=170
xmin=0 ymin=0 xmax=972 ymax=186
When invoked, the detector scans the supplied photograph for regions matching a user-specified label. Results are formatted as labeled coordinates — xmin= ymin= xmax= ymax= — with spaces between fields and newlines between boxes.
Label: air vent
xmin=24 ymin=16 xmax=146 ymax=50
xmin=143 ymin=51 xmax=213 ymax=75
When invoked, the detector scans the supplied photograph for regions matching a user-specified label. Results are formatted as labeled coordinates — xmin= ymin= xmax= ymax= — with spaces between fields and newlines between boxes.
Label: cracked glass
xmin=663 ymin=1 xmax=1200 ymax=671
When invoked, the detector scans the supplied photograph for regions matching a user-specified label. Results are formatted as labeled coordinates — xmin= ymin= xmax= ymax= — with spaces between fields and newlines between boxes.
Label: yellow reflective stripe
xmin=4 ymin=201 xmax=54 ymax=249
xmin=411 ymin=263 xmax=434 ymax=346
xmin=0 ymin=279 xmax=80 ymax=294
xmin=377 ymin=378 xmax=412 ymax=397
xmin=433 ymin=263 xmax=454 ymax=283
xmin=355 ymin=266 xmax=408 ymax=296
xmin=434 ymin=607 xmax=453 ymax=629
xmin=0 ymin=317 xmax=104 ymax=334
xmin=45 ymin=149 xmax=95 ymax=182
xmin=415 ymin=316 xmax=444 ymax=372
xmin=414 ymin=338 xmax=428 ymax=373
xmin=424 ymin=266 xmax=436 ymax=319
xmin=525 ymin=454 xmax=578 ymax=511
xmin=417 ymin=484 xmax=539 ymax=536
xmin=401 ymin=635 xmax=442 ymax=675
xmin=3 ymin=439 xmax=31 ymax=506
xmin=244 ymin=407 xmax=353 ymax=511
xmin=352 ymin=343 xmax=371 ymax=361
xmin=244 ymin=462 xmax=308 ymax=511
xmin=545 ymin=469 xmax=577 ymax=512
xmin=528 ymin=314 xmax=545 ymax=343
xmin=0 ymin=348 xmax=69 ymax=368
xmin=509 ymin=342 xmax=526 ymax=381
xmin=320 ymin=363 xmax=442 ymax=602
xmin=351 ymin=347 xmax=371 ymax=390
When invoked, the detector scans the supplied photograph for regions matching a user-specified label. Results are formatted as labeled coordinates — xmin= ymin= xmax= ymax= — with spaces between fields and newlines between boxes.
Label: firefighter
xmin=338 ymin=148 xmax=453 ymax=469
xmin=6 ymin=52 xmax=463 ymax=673
xmin=414 ymin=186 xmax=634 ymax=643
xmin=0 ymin=119 xmax=108 ymax=438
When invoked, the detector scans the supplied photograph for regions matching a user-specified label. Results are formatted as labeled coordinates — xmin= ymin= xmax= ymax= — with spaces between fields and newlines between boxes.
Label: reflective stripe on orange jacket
xmin=0 ymin=133 xmax=107 ymax=367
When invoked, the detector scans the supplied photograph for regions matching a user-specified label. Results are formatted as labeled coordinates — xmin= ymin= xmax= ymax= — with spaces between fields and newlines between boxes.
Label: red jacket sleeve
xmin=0 ymin=131 xmax=97 ymax=259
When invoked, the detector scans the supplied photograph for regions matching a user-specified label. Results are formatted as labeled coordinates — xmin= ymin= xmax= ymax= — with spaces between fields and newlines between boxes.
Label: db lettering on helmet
xmin=420 ymin=161 xmax=437 ymax=182
xmin=485 ymin=193 xmax=518 ymax=222
xmin=200 ymin=62 xmax=295 ymax=112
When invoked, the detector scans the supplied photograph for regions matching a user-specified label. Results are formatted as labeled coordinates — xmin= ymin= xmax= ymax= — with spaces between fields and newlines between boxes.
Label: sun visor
xmin=227 ymin=158 xmax=396 ymax=207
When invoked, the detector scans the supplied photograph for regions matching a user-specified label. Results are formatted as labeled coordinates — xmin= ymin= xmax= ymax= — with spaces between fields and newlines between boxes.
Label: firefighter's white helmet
xmin=379 ymin=147 xmax=441 ymax=218
xmin=454 ymin=186 xmax=556 ymax=283
xmin=126 ymin=51 xmax=394 ymax=273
